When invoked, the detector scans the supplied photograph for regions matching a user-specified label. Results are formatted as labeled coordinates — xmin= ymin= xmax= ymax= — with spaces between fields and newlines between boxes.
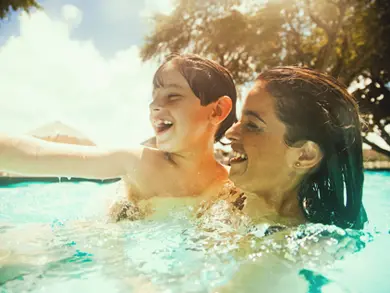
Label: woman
xmin=224 ymin=66 xmax=367 ymax=230
xmin=0 ymin=54 xmax=238 ymax=220
xmin=211 ymin=66 xmax=369 ymax=293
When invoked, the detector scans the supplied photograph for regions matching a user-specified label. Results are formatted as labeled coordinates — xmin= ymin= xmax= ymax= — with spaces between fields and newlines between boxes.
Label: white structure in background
xmin=27 ymin=121 xmax=95 ymax=146
xmin=0 ymin=121 xmax=96 ymax=177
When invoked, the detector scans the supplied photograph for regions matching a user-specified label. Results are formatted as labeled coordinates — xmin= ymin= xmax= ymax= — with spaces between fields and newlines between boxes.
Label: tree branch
xmin=316 ymin=1 xmax=347 ymax=72
xmin=377 ymin=122 xmax=390 ymax=146
xmin=363 ymin=137 xmax=390 ymax=158
xmin=285 ymin=11 xmax=306 ymax=64
xmin=305 ymin=0 xmax=332 ymax=35
xmin=331 ymin=33 xmax=348 ymax=78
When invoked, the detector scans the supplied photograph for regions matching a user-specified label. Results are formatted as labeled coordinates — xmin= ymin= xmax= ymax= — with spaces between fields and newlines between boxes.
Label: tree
xmin=352 ymin=0 xmax=390 ymax=157
xmin=141 ymin=0 xmax=390 ymax=156
xmin=141 ymin=0 xmax=286 ymax=84
xmin=0 ymin=0 xmax=40 ymax=20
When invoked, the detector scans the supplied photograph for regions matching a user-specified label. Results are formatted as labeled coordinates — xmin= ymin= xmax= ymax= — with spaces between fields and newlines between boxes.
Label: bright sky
xmin=0 ymin=0 xmax=387 ymax=150
xmin=0 ymin=0 xmax=174 ymax=147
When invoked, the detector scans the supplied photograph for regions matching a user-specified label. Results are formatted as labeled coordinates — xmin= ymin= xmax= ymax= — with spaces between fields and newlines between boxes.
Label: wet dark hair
xmin=153 ymin=53 xmax=237 ymax=143
xmin=258 ymin=66 xmax=367 ymax=229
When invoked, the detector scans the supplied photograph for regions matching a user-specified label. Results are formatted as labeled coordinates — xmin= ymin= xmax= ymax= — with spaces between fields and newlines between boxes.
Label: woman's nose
xmin=225 ymin=122 xmax=241 ymax=142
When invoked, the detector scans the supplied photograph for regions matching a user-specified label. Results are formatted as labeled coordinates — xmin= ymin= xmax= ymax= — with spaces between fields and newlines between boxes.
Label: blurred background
xmin=0 ymin=0 xmax=389 ymax=170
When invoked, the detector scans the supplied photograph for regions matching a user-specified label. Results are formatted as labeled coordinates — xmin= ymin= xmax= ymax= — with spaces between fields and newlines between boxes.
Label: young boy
xmin=0 ymin=54 xmax=238 ymax=220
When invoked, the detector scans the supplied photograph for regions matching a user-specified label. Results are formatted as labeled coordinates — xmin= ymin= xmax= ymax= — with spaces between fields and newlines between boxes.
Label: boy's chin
xmin=141 ymin=136 xmax=157 ymax=148
xmin=156 ymin=139 xmax=188 ymax=154
xmin=156 ymin=140 xmax=175 ymax=152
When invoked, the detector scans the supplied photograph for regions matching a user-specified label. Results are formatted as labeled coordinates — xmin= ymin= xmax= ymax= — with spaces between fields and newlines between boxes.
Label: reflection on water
xmin=0 ymin=216 xmax=238 ymax=292
xmin=0 ymin=173 xmax=389 ymax=293
xmin=0 ymin=211 xmax=374 ymax=293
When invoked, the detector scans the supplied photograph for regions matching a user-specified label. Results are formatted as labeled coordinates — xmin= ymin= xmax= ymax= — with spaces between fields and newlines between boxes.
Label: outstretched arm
xmin=0 ymin=133 xmax=138 ymax=180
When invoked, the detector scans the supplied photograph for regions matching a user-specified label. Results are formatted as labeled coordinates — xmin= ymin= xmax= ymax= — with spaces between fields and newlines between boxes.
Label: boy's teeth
xmin=154 ymin=120 xmax=173 ymax=126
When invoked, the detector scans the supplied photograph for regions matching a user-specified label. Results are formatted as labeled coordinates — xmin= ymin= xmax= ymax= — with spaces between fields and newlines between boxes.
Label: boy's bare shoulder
xmin=120 ymin=145 xmax=166 ymax=178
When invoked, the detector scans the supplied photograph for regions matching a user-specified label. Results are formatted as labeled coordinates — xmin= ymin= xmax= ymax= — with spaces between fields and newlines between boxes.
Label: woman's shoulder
xmin=195 ymin=181 xmax=253 ymax=233
xmin=196 ymin=181 xmax=245 ymax=213
xmin=108 ymin=199 xmax=145 ymax=222
xmin=216 ymin=181 xmax=247 ymax=208
xmin=106 ymin=180 xmax=146 ymax=222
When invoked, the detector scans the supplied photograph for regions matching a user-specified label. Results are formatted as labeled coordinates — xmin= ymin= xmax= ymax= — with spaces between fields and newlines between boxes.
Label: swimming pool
xmin=0 ymin=171 xmax=389 ymax=293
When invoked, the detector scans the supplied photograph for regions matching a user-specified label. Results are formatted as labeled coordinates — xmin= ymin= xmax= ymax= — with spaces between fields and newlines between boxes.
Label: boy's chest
xmin=118 ymin=167 xmax=219 ymax=221
xmin=125 ymin=164 xmax=206 ymax=201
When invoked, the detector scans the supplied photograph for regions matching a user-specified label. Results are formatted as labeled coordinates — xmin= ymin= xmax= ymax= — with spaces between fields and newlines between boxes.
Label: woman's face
xmin=149 ymin=62 xmax=216 ymax=153
xmin=226 ymin=81 xmax=295 ymax=194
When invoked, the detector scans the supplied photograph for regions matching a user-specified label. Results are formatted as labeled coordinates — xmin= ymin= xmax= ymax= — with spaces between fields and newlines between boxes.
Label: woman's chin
xmin=228 ymin=161 xmax=248 ymax=184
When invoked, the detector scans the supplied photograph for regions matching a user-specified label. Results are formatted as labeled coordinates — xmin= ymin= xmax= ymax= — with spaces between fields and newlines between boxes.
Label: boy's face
xmin=149 ymin=62 xmax=215 ymax=153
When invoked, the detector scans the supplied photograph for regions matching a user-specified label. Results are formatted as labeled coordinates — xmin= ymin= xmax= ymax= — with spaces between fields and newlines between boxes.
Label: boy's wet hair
xmin=153 ymin=53 xmax=237 ymax=143
xmin=258 ymin=66 xmax=367 ymax=229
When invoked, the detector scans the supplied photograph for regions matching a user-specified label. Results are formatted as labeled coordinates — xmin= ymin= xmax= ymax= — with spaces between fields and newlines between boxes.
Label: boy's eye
xmin=167 ymin=93 xmax=181 ymax=100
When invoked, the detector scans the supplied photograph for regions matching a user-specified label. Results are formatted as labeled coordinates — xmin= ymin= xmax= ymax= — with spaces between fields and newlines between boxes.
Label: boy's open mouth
xmin=154 ymin=120 xmax=173 ymax=134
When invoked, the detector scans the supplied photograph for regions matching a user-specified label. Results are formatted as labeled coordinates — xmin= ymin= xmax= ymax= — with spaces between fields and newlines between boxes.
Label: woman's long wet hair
xmin=153 ymin=53 xmax=237 ymax=143
xmin=258 ymin=66 xmax=367 ymax=229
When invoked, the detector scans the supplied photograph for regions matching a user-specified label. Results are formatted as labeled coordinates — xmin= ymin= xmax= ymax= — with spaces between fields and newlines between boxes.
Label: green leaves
xmin=141 ymin=0 xmax=390 ymax=156
xmin=0 ymin=0 xmax=41 ymax=20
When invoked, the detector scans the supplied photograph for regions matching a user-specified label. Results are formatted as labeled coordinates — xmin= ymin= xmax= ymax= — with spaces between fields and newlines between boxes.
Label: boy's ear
xmin=210 ymin=96 xmax=232 ymax=125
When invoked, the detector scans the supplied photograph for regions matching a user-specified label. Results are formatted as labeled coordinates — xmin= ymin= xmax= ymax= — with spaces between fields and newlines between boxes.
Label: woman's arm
xmin=0 ymin=133 xmax=138 ymax=180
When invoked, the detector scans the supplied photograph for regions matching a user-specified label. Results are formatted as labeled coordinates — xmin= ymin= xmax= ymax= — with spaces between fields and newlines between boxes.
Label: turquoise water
xmin=0 ymin=172 xmax=389 ymax=293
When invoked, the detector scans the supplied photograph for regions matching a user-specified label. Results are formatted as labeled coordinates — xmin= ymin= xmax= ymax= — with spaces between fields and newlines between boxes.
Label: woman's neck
xmin=244 ymin=188 xmax=306 ymax=225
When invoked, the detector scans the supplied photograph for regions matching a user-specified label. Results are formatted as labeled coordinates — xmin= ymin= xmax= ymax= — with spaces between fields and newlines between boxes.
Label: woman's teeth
xmin=230 ymin=151 xmax=248 ymax=163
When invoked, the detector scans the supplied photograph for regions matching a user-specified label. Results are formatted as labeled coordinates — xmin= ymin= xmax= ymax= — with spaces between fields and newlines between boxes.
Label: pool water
xmin=0 ymin=171 xmax=389 ymax=293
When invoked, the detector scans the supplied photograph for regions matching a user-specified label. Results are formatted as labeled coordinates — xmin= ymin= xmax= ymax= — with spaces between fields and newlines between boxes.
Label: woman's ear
xmin=210 ymin=96 xmax=232 ymax=125
xmin=288 ymin=141 xmax=323 ymax=174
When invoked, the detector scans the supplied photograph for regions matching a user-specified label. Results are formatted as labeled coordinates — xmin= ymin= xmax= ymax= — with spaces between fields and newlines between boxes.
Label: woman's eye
xmin=244 ymin=122 xmax=262 ymax=132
